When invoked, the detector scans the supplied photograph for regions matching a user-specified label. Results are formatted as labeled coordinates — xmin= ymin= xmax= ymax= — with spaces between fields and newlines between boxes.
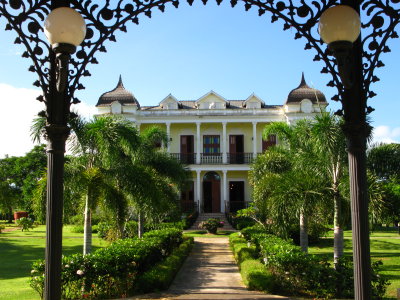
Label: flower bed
xmin=30 ymin=228 xmax=183 ymax=299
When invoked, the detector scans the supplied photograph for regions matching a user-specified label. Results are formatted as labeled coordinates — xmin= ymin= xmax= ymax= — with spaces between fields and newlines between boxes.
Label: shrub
xmin=30 ymin=228 xmax=184 ymax=299
xmin=0 ymin=224 xmax=5 ymax=233
xmin=229 ymin=232 xmax=275 ymax=292
xmin=97 ymin=221 xmax=112 ymax=239
xmin=240 ymin=227 xmax=389 ymax=298
xmin=16 ymin=217 xmax=34 ymax=231
xmin=70 ymin=225 xmax=84 ymax=233
xmin=183 ymin=211 xmax=199 ymax=229
xmin=136 ymin=236 xmax=194 ymax=293
xmin=227 ymin=213 xmax=255 ymax=230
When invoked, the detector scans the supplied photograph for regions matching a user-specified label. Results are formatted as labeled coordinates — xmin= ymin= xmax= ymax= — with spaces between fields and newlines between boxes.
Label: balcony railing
xmin=227 ymin=153 xmax=253 ymax=164
xmin=170 ymin=152 xmax=255 ymax=164
xmin=170 ymin=153 xmax=196 ymax=164
xmin=224 ymin=201 xmax=252 ymax=213
xmin=201 ymin=153 xmax=222 ymax=164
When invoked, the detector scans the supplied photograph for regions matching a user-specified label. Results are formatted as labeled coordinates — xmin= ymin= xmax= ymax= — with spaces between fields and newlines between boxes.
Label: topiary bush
xmin=30 ymin=228 xmax=183 ymax=299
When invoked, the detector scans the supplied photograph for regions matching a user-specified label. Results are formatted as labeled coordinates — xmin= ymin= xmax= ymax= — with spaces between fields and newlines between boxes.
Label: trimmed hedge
xmin=30 ymin=228 xmax=183 ymax=299
xmin=240 ymin=225 xmax=389 ymax=299
xmin=136 ymin=236 xmax=194 ymax=293
xmin=229 ymin=233 xmax=275 ymax=292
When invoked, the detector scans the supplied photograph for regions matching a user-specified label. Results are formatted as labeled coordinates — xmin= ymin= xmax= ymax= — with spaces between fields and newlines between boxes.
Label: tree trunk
xmin=83 ymin=195 xmax=92 ymax=255
xmin=299 ymin=209 xmax=308 ymax=253
xmin=7 ymin=206 xmax=13 ymax=223
xmin=333 ymin=190 xmax=344 ymax=266
xmin=138 ymin=212 xmax=144 ymax=238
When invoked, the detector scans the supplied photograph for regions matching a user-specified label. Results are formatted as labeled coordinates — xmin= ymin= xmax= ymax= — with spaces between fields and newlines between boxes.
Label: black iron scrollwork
xmin=0 ymin=0 xmax=399 ymax=117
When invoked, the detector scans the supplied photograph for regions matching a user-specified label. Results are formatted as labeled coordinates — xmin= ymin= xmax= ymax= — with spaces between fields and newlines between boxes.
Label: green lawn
xmin=309 ymin=228 xmax=400 ymax=299
xmin=0 ymin=224 xmax=108 ymax=300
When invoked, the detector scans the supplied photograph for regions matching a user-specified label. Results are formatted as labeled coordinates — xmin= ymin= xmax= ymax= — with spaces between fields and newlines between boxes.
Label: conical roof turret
xmin=286 ymin=73 xmax=326 ymax=104
xmin=96 ymin=76 xmax=140 ymax=108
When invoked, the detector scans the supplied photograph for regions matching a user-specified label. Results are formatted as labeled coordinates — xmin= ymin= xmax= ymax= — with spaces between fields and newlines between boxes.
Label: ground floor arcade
xmin=180 ymin=168 xmax=252 ymax=213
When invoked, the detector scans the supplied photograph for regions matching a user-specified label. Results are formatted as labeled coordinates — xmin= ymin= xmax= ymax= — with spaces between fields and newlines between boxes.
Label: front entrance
xmin=229 ymin=181 xmax=245 ymax=213
xmin=203 ymin=171 xmax=221 ymax=213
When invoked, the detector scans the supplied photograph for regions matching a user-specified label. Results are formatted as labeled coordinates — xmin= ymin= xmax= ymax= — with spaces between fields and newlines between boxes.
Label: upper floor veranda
xmin=95 ymin=75 xmax=328 ymax=167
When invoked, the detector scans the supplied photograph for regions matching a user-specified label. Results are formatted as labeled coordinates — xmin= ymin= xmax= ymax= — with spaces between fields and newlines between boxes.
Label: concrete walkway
xmin=132 ymin=237 xmax=291 ymax=300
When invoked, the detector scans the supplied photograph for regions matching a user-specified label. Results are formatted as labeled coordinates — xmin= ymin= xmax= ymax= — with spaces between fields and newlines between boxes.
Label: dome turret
xmin=96 ymin=76 xmax=140 ymax=108
xmin=286 ymin=73 xmax=326 ymax=104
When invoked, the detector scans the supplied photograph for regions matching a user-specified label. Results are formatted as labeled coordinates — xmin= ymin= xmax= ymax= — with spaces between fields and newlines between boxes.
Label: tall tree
xmin=311 ymin=113 xmax=348 ymax=264
xmin=262 ymin=119 xmax=323 ymax=252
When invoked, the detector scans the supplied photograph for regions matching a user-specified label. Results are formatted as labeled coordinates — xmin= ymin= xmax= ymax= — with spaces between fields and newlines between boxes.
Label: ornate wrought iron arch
xmin=0 ymin=0 xmax=399 ymax=119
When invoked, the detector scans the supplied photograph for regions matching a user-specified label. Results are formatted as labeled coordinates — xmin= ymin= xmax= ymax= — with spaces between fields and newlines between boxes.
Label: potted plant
xmin=199 ymin=218 xmax=224 ymax=234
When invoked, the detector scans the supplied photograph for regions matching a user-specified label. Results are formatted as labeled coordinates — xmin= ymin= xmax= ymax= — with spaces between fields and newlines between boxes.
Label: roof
xmin=96 ymin=76 xmax=140 ymax=108
xmin=286 ymin=73 xmax=326 ymax=104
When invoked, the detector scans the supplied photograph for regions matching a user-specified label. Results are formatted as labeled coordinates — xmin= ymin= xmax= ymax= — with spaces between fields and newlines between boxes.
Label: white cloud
xmin=0 ymin=83 xmax=96 ymax=158
xmin=0 ymin=83 xmax=43 ymax=158
xmin=372 ymin=125 xmax=400 ymax=145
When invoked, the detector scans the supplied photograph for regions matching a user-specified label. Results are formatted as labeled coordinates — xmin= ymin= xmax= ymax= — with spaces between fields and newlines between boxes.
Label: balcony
xmin=170 ymin=153 xmax=196 ymax=164
xmin=227 ymin=153 xmax=253 ymax=164
xmin=170 ymin=152 xmax=255 ymax=164
xmin=201 ymin=153 xmax=222 ymax=164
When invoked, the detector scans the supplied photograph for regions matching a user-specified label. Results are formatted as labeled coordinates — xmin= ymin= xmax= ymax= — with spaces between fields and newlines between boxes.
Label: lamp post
xmin=42 ymin=6 xmax=85 ymax=300
xmin=319 ymin=5 xmax=372 ymax=299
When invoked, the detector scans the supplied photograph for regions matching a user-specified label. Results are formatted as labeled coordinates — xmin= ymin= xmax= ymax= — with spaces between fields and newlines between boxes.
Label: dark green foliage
xmin=367 ymin=143 xmax=400 ymax=179
xmin=182 ymin=211 xmax=199 ymax=229
xmin=229 ymin=233 xmax=275 ymax=292
xmin=136 ymin=237 xmax=194 ymax=293
xmin=226 ymin=213 xmax=255 ymax=230
xmin=0 ymin=145 xmax=47 ymax=218
xmin=30 ymin=228 xmax=183 ymax=299
xmin=240 ymin=227 xmax=389 ymax=298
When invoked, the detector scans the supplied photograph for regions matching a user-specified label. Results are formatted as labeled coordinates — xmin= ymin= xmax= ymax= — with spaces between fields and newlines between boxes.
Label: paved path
xmin=132 ymin=237 xmax=291 ymax=300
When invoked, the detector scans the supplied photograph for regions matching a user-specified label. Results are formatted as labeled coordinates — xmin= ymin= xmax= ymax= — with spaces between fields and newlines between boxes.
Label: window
xmin=203 ymin=135 xmax=220 ymax=154
xmin=262 ymin=134 xmax=277 ymax=152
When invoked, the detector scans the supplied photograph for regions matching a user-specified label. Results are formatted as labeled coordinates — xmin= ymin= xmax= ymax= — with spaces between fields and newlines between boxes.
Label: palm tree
xmin=262 ymin=119 xmax=323 ymax=252
xmin=32 ymin=115 xmax=142 ymax=253
xmin=311 ymin=113 xmax=348 ymax=264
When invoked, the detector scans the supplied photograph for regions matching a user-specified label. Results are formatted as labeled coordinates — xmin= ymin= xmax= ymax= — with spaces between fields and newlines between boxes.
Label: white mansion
xmin=96 ymin=74 xmax=327 ymax=214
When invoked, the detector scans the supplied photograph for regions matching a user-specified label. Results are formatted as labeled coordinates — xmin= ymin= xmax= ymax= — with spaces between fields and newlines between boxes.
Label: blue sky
xmin=0 ymin=1 xmax=399 ymax=157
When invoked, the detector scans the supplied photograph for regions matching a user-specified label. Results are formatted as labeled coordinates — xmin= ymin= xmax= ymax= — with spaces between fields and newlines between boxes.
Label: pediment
xmin=160 ymin=94 xmax=178 ymax=109
xmin=244 ymin=93 xmax=264 ymax=108
xmin=196 ymin=91 xmax=227 ymax=109
xmin=197 ymin=91 xmax=227 ymax=104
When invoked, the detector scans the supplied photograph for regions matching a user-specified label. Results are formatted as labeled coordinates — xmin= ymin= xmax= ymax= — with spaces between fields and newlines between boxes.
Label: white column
xmin=222 ymin=122 xmax=227 ymax=164
xmin=252 ymin=121 xmax=257 ymax=158
xmin=166 ymin=122 xmax=171 ymax=153
xmin=222 ymin=170 xmax=227 ymax=213
xmin=196 ymin=170 xmax=201 ymax=212
xmin=196 ymin=122 xmax=201 ymax=164
xmin=136 ymin=122 xmax=141 ymax=133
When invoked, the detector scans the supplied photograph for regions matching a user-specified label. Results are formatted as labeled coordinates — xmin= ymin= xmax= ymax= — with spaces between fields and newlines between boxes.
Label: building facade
xmin=96 ymin=74 xmax=327 ymax=213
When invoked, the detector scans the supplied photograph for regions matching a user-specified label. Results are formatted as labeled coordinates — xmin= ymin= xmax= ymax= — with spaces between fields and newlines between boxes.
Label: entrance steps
xmin=190 ymin=213 xmax=235 ymax=231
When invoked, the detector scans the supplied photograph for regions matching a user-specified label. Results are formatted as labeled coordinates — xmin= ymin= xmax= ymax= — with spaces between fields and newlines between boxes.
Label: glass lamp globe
xmin=44 ymin=7 xmax=86 ymax=46
xmin=319 ymin=5 xmax=361 ymax=44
